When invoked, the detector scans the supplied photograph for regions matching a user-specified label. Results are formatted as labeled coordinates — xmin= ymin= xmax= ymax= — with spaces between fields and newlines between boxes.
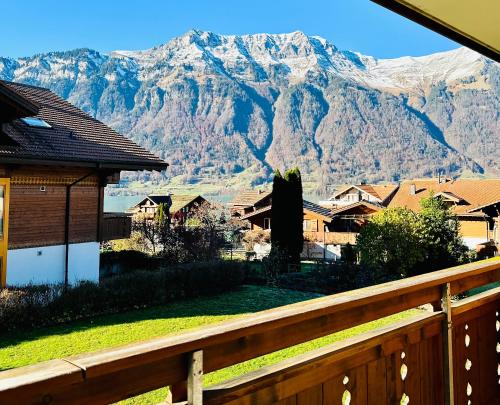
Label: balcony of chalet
xmin=0 ymin=258 xmax=498 ymax=404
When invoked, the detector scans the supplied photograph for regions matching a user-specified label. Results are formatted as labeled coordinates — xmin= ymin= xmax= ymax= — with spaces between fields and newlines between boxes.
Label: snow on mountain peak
xmin=109 ymin=31 xmax=486 ymax=90
xmin=2 ymin=30 xmax=490 ymax=95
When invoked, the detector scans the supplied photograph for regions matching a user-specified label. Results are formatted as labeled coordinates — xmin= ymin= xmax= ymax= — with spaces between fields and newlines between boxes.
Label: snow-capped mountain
xmin=1 ymin=30 xmax=499 ymax=191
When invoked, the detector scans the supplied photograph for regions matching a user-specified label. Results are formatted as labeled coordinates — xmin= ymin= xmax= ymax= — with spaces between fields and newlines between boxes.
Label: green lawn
xmin=0 ymin=285 xmax=419 ymax=404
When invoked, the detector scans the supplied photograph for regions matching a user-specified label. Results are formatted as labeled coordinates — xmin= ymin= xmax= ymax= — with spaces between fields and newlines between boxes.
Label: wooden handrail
xmin=204 ymin=312 xmax=444 ymax=404
xmin=0 ymin=259 xmax=498 ymax=404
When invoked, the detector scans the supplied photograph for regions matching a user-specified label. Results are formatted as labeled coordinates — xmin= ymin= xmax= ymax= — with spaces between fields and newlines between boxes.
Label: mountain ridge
xmin=1 ymin=30 xmax=498 ymax=193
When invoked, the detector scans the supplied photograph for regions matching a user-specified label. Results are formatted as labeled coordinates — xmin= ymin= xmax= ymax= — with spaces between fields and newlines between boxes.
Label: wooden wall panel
xmin=7 ymin=166 xmax=100 ymax=249
xmin=264 ymin=334 xmax=442 ymax=405
xmin=453 ymin=302 xmax=500 ymax=405
xmin=459 ymin=219 xmax=489 ymax=238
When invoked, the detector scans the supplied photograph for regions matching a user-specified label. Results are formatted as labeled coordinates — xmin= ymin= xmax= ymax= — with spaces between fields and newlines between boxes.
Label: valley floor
xmin=0 ymin=285 xmax=419 ymax=404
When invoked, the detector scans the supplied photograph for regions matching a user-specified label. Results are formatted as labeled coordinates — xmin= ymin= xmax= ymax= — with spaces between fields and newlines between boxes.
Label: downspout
xmin=64 ymin=169 xmax=98 ymax=286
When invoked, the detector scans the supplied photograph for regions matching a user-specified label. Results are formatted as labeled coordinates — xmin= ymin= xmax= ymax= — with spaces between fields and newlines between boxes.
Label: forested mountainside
xmin=1 ymin=30 xmax=499 ymax=193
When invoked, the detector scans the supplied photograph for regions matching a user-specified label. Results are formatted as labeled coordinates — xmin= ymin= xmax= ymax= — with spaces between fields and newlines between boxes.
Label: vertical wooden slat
xmin=468 ymin=318 xmax=481 ymax=405
xmin=386 ymin=351 xmax=399 ymax=404
xmin=477 ymin=309 xmax=498 ymax=404
xmin=394 ymin=350 xmax=404 ymax=402
xmin=323 ymin=375 xmax=344 ymax=404
xmin=452 ymin=320 xmax=467 ymax=405
xmin=419 ymin=338 xmax=434 ymax=405
xmin=274 ymin=396 xmax=297 ymax=405
xmin=367 ymin=357 xmax=387 ymax=404
xmin=441 ymin=282 xmax=455 ymax=405
xmin=349 ymin=365 xmax=368 ymax=404
xmin=431 ymin=333 xmax=445 ymax=405
xmin=405 ymin=343 xmax=421 ymax=405
xmin=296 ymin=385 xmax=322 ymax=405
xmin=188 ymin=350 xmax=203 ymax=405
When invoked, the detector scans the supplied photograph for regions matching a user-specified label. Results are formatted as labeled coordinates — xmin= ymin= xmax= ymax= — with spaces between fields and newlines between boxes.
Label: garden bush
xmin=274 ymin=262 xmax=380 ymax=294
xmin=0 ymin=261 xmax=247 ymax=333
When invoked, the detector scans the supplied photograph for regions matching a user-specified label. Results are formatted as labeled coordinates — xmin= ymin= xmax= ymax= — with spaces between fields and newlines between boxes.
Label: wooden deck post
xmin=441 ymin=282 xmax=454 ymax=405
xmin=188 ymin=350 xmax=203 ymax=405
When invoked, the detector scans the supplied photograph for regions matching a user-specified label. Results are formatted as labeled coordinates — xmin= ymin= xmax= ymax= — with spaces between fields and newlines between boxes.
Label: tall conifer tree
xmin=270 ymin=167 xmax=304 ymax=269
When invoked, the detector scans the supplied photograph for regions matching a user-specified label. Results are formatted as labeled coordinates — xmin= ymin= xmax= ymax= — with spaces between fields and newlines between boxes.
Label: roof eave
xmin=0 ymin=81 xmax=40 ymax=118
xmin=0 ymin=156 xmax=169 ymax=172
xmin=371 ymin=0 xmax=500 ymax=63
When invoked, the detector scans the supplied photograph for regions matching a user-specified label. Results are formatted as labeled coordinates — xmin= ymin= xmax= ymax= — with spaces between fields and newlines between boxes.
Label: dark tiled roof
xmin=133 ymin=194 xmax=206 ymax=214
xmin=303 ymin=200 xmax=334 ymax=220
xmin=148 ymin=195 xmax=173 ymax=205
xmin=0 ymin=81 xmax=167 ymax=170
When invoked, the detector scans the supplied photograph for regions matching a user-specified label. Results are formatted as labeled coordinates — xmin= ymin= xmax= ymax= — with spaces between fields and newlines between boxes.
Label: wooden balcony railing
xmin=304 ymin=231 xmax=358 ymax=245
xmin=0 ymin=259 xmax=498 ymax=404
xmin=101 ymin=212 xmax=132 ymax=241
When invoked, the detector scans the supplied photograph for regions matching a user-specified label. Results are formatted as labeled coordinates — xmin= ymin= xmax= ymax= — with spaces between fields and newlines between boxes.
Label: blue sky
xmin=1 ymin=0 xmax=459 ymax=59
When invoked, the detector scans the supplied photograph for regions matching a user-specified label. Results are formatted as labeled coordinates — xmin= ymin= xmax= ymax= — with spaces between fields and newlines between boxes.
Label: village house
xmin=232 ymin=189 xmax=377 ymax=260
xmin=389 ymin=178 xmax=500 ymax=251
xmin=0 ymin=80 xmax=167 ymax=287
xmin=319 ymin=183 xmax=399 ymax=208
xmin=228 ymin=189 xmax=272 ymax=218
xmin=130 ymin=194 xmax=207 ymax=226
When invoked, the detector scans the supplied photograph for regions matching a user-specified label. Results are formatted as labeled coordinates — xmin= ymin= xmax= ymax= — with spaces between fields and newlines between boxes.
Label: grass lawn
xmin=0 ymin=285 xmax=419 ymax=404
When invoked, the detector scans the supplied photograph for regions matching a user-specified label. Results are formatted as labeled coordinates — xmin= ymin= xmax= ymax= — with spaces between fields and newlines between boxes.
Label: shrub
xmin=0 ymin=261 xmax=248 ymax=333
xmin=274 ymin=262 xmax=377 ymax=294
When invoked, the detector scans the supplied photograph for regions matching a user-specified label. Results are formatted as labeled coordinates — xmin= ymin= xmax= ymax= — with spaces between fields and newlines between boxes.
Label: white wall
xmin=302 ymin=242 xmax=341 ymax=260
xmin=6 ymin=242 xmax=100 ymax=286
xmin=462 ymin=237 xmax=489 ymax=250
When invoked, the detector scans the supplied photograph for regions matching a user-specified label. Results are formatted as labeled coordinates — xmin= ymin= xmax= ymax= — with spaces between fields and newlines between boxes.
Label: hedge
xmin=0 ymin=261 xmax=247 ymax=333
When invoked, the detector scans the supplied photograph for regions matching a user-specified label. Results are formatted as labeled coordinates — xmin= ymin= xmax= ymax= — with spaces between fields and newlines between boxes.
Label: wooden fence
xmin=0 ymin=259 xmax=499 ymax=404
xmin=101 ymin=212 xmax=132 ymax=241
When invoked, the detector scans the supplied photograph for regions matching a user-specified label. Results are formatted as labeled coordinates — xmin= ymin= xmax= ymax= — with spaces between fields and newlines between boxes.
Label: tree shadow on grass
xmin=0 ymin=285 xmax=322 ymax=354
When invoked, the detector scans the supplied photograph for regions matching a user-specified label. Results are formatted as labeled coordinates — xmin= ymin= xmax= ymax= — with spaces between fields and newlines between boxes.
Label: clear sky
xmin=1 ymin=0 xmax=460 ymax=59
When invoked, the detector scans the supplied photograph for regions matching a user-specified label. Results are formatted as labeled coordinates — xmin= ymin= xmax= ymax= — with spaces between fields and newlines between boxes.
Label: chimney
xmin=409 ymin=184 xmax=416 ymax=196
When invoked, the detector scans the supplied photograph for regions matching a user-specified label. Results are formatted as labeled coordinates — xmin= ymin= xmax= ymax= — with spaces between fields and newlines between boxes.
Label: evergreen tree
xmin=271 ymin=170 xmax=287 ymax=253
xmin=270 ymin=167 xmax=304 ymax=270
xmin=155 ymin=202 xmax=171 ymax=227
xmin=155 ymin=202 xmax=171 ymax=250
xmin=284 ymin=167 xmax=304 ymax=264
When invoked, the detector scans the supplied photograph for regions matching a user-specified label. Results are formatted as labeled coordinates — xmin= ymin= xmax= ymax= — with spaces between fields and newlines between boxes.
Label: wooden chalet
xmin=319 ymin=183 xmax=398 ymax=208
xmin=389 ymin=178 xmax=500 ymax=250
xmin=130 ymin=194 xmax=207 ymax=226
xmin=0 ymin=80 xmax=167 ymax=287
xmin=228 ymin=189 xmax=272 ymax=217
xmin=235 ymin=195 xmax=377 ymax=260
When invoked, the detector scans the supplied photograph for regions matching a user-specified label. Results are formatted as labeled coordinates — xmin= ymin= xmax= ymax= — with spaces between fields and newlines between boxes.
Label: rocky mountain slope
xmin=1 ymin=30 xmax=498 ymax=192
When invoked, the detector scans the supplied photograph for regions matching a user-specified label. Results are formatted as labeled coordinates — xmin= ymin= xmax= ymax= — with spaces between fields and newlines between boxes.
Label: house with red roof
xmin=389 ymin=178 xmax=500 ymax=250
xmin=0 ymin=80 xmax=167 ymax=286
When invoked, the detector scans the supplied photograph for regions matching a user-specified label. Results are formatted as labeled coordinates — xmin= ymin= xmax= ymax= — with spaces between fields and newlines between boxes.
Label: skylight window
xmin=20 ymin=117 xmax=52 ymax=128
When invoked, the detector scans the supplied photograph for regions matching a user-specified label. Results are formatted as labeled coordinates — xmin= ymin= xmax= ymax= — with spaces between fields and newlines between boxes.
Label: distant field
xmin=0 ymin=285 xmax=419 ymax=404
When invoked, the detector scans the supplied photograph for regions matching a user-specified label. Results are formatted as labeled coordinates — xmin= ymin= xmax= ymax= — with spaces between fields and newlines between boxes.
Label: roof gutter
xmin=0 ymin=156 xmax=168 ymax=172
